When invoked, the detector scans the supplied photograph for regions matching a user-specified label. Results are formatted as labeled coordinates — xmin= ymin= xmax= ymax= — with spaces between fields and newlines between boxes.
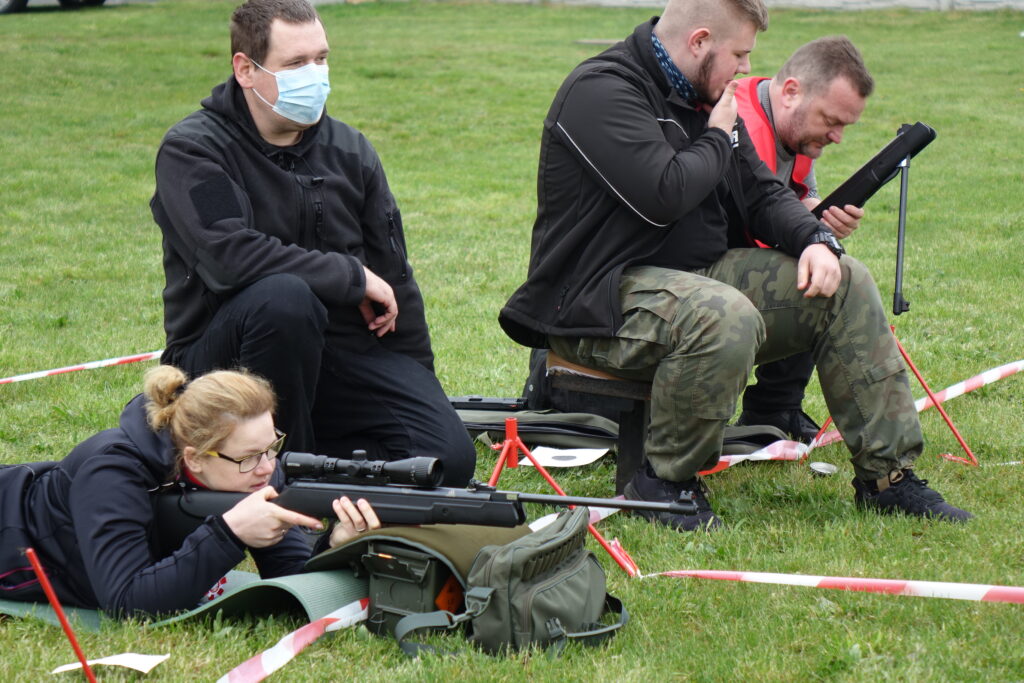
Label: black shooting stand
xmin=883 ymin=124 xmax=977 ymax=466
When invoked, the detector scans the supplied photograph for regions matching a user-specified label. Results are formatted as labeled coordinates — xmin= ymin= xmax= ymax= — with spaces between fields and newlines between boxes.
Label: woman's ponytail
xmin=143 ymin=365 xmax=189 ymax=432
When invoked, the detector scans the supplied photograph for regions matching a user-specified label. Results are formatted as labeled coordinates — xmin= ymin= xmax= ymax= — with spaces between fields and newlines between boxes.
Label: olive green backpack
xmin=308 ymin=507 xmax=627 ymax=656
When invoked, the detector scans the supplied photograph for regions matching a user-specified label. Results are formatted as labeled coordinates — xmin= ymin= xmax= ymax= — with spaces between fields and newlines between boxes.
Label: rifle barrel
xmin=510 ymin=491 xmax=697 ymax=514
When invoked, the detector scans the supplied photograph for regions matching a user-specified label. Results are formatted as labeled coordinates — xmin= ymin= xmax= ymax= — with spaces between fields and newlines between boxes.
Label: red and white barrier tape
xmin=913 ymin=360 xmax=1024 ymax=413
xmin=811 ymin=359 xmax=1024 ymax=450
xmin=809 ymin=423 xmax=844 ymax=449
xmin=657 ymin=569 xmax=1024 ymax=604
xmin=0 ymin=351 xmax=163 ymax=385
xmin=699 ymin=440 xmax=808 ymax=476
xmin=217 ymin=598 xmax=369 ymax=683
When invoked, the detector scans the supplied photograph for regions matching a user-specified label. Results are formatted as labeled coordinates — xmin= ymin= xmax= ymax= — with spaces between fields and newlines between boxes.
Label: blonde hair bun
xmin=144 ymin=365 xmax=190 ymax=431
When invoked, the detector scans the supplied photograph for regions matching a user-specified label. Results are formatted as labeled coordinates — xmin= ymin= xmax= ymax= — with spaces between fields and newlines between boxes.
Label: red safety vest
xmin=735 ymin=77 xmax=812 ymax=200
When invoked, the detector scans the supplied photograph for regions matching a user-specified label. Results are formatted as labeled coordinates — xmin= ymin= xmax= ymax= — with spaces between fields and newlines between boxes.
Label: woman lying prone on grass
xmin=0 ymin=365 xmax=380 ymax=616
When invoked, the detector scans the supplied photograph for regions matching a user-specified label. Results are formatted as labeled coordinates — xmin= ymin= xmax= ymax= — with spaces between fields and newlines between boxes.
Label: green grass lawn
xmin=2 ymin=1 xmax=1024 ymax=680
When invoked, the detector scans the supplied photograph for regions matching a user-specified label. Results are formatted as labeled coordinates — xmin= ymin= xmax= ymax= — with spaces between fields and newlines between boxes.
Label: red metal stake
xmin=890 ymin=326 xmax=978 ymax=466
xmin=486 ymin=417 xmax=520 ymax=486
xmin=811 ymin=417 xmax=834 ymax=446
xmin=809 ymin=328 xmax=977 ymax=467
xmin=24 ymin=548 xmax=97 ymax=683
xmin=487 ymin=417 xmax=640 ymax=576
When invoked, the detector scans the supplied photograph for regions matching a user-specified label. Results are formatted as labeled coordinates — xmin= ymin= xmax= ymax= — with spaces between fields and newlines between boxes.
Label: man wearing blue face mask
xmin=150 ymin=0 xmax=476 ymax=486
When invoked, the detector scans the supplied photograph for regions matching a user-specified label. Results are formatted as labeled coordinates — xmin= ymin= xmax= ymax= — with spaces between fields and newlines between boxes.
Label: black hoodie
xmin=0 ymin=395 xmax=311 ymax=616
xmin=151 ymin=77 xmax=433 ymax=369
xmin=499 ymin=19 xmax=823 ymax=348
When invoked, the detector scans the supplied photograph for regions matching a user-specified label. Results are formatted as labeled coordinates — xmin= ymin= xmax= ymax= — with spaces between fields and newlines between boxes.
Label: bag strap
xmin=558 ymin=595 xmax=629 ymax=646
xmin=394 ymin=590 xmax=628 ymax=658
xmin=394 ymin=586 xmax=494 ymax=657
xmin=542 ymin=595 xmax=628 ymax=657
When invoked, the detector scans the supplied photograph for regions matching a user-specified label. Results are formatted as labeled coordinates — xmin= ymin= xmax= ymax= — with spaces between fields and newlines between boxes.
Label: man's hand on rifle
xmin=804 ymin=198 xmax=864 ymax=239
xmin=329 ymin=496 xmax=382 ymax=548
xmin=222 ymin=486 xmax=324 ymax=548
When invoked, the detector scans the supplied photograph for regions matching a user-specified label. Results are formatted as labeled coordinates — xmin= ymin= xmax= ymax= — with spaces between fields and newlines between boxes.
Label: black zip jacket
xmin=499 ymin=19 xmax=823 ymax=348
xmin=151 ymin=77 xmax=433 ymax=368
xmin=0 ymin=395 xmax=311 ymax=616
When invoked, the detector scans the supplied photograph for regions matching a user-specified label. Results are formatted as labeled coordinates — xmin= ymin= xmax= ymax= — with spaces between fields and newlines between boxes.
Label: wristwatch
xmin=805 ymin=230 xmax=845 ymax=258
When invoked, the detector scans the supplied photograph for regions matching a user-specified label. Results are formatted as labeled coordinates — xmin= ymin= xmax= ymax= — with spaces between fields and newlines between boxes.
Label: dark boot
xmin=852 ymin=469 xmax=973 ymax=522
xmin=623 ymin=463 xmax=721 ymax=531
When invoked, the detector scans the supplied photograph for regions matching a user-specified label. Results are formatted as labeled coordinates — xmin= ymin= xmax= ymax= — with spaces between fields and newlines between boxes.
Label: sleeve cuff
xmin=705 ymin=127 xmax=732 ymax=147
xmin=339 ymin=254 xmax=366 ymax=306
xmin=210 ymin=514 xmax=247 ymax=552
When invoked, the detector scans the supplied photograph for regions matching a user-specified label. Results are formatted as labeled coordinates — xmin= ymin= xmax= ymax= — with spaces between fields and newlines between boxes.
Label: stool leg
xmin=615 ymin=400 xmax=647 ymax=494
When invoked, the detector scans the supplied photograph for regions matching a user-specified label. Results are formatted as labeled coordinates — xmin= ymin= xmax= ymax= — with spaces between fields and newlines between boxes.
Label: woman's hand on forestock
xmin=329 ymin=496 xmax=382 ymax=548
xmin=222 ymin=486 xmax=324 ymax=548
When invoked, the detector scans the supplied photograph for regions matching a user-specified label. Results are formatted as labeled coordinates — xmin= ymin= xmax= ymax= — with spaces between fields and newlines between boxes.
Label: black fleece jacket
xmin=151 ymin=76 xmax=433 ymax=368
xmin=0 ymin=395 xmax=311 ymax=616
xmin=499 ymin=19 xmax=823 ymax=348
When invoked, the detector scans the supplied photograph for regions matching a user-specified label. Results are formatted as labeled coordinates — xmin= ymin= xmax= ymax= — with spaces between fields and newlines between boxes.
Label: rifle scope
xmin=281 ymin=451 xmax=443 ymax=488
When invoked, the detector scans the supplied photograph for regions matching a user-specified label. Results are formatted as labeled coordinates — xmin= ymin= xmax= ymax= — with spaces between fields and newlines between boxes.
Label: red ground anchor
xmin=487 ymin=417 xmax=640 ymax=576
xmin=890 ymin=326 xmax=977 ymax=466
xmin=25 ymin=547 xmax=97 ymax=683
xmin=811 ymin=327 xmax=977 ymax=467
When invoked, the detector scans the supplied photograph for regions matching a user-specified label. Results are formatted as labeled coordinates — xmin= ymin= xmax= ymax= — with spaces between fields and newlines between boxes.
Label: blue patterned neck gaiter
xmin=651 ymin=31 xmax=698 ymax=104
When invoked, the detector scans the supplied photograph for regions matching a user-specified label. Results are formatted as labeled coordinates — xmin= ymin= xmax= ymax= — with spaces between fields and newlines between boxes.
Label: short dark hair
xmin=230 ymin=0 xmax=321 ymax=64
xmin=777 ymin=36 xmax=874 ymax=98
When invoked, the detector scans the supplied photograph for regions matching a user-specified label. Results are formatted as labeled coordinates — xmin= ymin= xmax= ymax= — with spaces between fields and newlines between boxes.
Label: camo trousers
xmin=549 ymin=249 xmax=921 ymax=482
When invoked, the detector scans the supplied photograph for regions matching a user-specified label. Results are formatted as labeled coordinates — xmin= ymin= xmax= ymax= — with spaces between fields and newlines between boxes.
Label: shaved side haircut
xmin=658 ymin=0 xmax=769 ymax=42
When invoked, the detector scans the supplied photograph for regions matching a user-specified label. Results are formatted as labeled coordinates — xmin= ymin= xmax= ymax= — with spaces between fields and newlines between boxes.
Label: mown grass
xmin=1 ymin=1 xmax=1024 ymax=680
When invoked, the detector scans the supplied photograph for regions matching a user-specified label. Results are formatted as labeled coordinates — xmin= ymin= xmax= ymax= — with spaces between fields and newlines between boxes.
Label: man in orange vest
xmin=734 ymin=36 xmax=873 ymax=442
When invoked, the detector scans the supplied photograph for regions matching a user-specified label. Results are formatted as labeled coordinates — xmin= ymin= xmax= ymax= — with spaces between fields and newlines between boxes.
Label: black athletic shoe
xmin=852 ymin=469 xmax=973 ymax=522
xmin=737 ymin=408 xmax=821 ymax=444
xmin=623 ymin=463 xmax=721 ymax=531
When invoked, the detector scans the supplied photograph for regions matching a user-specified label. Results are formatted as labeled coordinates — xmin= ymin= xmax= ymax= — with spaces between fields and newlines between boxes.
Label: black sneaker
xmin=737 ymin=408 xmax=821 ymax=444
xmin=623 ymin=463 xmax=721 ymax=531
xmin=852 ymin=469 xmax=973 ymax=522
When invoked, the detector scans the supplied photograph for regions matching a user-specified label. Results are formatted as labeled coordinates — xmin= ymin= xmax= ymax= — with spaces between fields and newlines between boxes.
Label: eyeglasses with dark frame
xmin=206 ymin=429 xmax=286 ymax=473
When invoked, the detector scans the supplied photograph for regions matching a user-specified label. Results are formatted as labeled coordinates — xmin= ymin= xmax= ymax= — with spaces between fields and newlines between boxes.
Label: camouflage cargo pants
xmin=549 ymin=248 xmax=920 ymax=482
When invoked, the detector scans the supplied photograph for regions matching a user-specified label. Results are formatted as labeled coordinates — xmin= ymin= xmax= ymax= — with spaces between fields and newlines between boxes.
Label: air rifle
xmin=810 ymin=121 xmax=936 ymax=219
xmin=154 ymin=451 xmax=697 ymax=544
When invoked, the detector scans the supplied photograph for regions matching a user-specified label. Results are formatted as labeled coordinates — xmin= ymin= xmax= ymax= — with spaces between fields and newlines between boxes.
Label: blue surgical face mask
xmin=250 ymin=59 xmax=331 ymax=126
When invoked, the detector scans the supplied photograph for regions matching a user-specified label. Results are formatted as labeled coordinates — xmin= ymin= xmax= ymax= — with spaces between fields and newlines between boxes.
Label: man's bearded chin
xmin=692 ymin=52 xmax=717 ymax=104
xmin=788 ymin=104 xmax=825 ymax=159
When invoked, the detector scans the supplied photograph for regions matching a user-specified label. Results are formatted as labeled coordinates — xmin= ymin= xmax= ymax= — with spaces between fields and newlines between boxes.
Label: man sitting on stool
xmin=499 ymin=0 xmax=972 ymax=531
